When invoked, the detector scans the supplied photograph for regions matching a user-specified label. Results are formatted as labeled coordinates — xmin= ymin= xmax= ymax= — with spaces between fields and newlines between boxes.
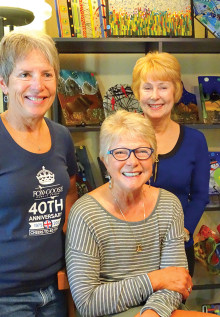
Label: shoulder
xmin=69 ymin=194 xmax=101 ymax=222
xmin=182 ymin=125 xmax=206 ymax=143
xmin=158 ymin=189 xmax=183 ymax=218
xmin=45 ymin=117 xmax=70 ymax=136
xmin=45 ymin=118 xmax=73 ymax=146
xmin=159 ymin=188 xmax=182 ymax=205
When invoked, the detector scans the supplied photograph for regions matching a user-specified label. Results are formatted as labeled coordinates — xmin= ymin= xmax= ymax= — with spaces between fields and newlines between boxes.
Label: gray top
xmin=66 ymin=189 xmax=187 ymax=317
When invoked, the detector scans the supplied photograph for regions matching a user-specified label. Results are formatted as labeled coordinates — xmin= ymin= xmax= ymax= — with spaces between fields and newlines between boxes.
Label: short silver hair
xmin=0 ymin=31 xmax=60 ymax=85
xmin=100 ymin=110 xmax=157 ymax=163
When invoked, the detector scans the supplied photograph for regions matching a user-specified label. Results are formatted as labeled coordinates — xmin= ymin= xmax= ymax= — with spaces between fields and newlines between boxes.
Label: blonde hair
xmin=0 ymin=31 xmax=60 ymax=85
xmin=100 ymin=110 xmax=157 ymax=163
xmin=132 ymin=51 xmax=183 ymax=103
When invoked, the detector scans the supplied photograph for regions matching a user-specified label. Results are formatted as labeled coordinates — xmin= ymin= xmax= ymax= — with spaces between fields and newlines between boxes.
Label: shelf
xmin=185 ymin=124 xmax=220 ymax=129
xmin=67 ymin=124 xmax=220 ymax=131
xmin=67 ymin=126 xmax=101 ymax=132
xmin=206 ymin=206 xmax=220 ymax=211
xmin=54 ymin=38 xmax=220 ymax=54
xmin=192 ymin=260 xmax=220 ymax=290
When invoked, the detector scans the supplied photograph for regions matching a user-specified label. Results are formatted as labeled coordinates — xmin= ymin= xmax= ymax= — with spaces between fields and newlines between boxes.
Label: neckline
xmin=157 ymin=124 xmax=184 ymax=159
xmin=87 ymin=188 xmax=161 ymax=224
xmin=0 ymin=116 xmax=53 ymax=156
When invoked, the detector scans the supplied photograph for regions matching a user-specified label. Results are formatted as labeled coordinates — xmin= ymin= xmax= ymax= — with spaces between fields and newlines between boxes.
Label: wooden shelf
xmin=54 ymin=38 xmax=220 ymax=54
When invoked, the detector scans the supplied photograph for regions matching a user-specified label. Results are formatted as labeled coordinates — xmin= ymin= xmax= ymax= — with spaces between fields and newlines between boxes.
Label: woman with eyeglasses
xmin=66 ymin=110 xmax=196 ymax=317
xmin=132 ymin=52 xmax=210 ymax=277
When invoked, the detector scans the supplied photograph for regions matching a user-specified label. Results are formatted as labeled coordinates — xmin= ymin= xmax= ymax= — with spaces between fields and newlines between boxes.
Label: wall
xmin=1 ymin=1 xmax=219 ymax=187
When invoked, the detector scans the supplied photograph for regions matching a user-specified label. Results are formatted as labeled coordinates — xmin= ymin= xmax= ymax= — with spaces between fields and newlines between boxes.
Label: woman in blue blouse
xmin=132 ymin=52 xmax=210 ymax=276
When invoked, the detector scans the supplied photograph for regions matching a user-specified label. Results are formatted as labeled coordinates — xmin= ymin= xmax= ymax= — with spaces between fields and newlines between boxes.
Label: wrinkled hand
xmin=148 ymin=267 xmax=193 ymax=300
xmin=135 ymin=310 xmax=159 ymax=317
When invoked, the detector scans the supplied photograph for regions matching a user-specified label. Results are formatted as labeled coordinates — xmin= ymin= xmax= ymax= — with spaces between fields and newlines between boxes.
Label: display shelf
xmin=52 ymin=37 xmax=220 ymax=300
xmin=185 ymin=288 xmax=220 ymax=312
xmin=67 ymin=125 xmax=101 ymax=132
xmin=51 ymin=99 xmax=220 ymax=131
xmin=185 ymin=124 xmax=220 ymax=129
xmin=206 ymin=206 xmax=220 ymax=211
xmin=54 ymin=38 xmax=220 ymax=54
xmin=192 ymin=260 xmax=220 ymax=290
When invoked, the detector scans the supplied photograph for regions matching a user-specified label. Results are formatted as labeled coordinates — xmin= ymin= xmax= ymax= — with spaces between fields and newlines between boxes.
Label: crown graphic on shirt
xmin=36 ymin=166 xmax=55 ymax=185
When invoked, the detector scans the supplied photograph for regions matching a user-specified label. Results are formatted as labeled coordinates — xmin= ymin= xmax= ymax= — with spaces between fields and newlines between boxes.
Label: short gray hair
xmin=0 ymin=31 xmax=60 ymax=85
xmin=100 ymin=110 xmax=157 ymax=163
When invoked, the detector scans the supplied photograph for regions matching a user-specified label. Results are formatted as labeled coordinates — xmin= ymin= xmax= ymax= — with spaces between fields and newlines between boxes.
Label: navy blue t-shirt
xmin=0 ymin=117 xmax=77 ymax=295
xmin=151 ymin=125 xmax=210 ymax=248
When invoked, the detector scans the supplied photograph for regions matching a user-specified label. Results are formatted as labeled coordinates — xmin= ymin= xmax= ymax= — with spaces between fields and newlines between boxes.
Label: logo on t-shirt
xmin=28 ymin=166 xmax=64 ymax=236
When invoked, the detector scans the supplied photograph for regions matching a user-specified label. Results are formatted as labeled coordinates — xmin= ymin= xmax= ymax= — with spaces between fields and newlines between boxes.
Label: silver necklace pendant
xmin=136 ymin=244 xmax=143 ymax=252
xmin=111 ymin=190 xmax=146 ymax=254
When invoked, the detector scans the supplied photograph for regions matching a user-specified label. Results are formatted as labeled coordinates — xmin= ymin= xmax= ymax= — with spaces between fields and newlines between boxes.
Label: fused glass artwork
xmin=209 ymin=151 xmax=220 ymax=196
xmin=75 ymin=145 xmax=96 ymax=197
xmin=57 ymin=70 xmax=105 ymax=126
xmin=103 ymin=84 xmax=142 ymax=118
xmin=193 ymin=0 xmax=220 ymax=38
xmin=107 ymin=0 xmax=193 ymax=37
xmin=172 ymin=84 xmax=200 ymax=124
xmin=55 ymin=0 xmax=193 ymax=37
xmin=55 ymin=0 xmax=107 ymax=38
xmin=198 ymin=76 xmax=220 ymax=124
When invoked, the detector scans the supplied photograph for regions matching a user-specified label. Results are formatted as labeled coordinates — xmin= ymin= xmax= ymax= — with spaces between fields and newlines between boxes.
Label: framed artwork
xmin=106 ymin=0 xmax=194 ymax=37
xmin=193 ymin=0 xmax=220 ymax=38
xmin=198 ymin=76 xmax=220 ymax=124
xmin=57 ymin=70 xmax=105 ymax=126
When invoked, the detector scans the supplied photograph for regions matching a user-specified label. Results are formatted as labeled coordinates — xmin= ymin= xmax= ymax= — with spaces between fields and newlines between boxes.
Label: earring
xmin=108 ymin=176 xmax=112 ymax=189
xmin=148 ymin=179 xmax=151 ymax=188
xmin=3 ymin=94 xmax=8 ymax=103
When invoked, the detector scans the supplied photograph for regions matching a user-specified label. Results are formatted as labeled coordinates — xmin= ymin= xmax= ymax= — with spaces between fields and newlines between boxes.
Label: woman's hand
xmin=135 ymin=310 xmax=159 ymax=317
xmin=148 ymin=267 xmax=193 ymax=300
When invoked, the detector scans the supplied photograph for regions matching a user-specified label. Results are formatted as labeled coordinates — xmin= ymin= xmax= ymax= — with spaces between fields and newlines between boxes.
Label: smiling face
xmin=139 ymin=78 xmax=175 ymax=121
xmin=105 ymin=136 xmax=153 ymax=195
xmin=0 ymin=49 xmax=57 ymax=121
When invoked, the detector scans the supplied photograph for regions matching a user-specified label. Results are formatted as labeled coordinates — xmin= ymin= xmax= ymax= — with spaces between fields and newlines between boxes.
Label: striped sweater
xmin=66 ymin=189 xmax=187 ymax=317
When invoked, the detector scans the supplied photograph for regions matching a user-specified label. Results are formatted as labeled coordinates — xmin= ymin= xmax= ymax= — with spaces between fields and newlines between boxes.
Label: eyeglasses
xmin=107 ymin=147 xmax=154 ymax=161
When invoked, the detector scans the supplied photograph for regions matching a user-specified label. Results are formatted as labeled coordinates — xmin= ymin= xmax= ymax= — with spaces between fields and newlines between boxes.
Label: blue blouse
xmin=151 ymin=125 xmax=210 ymax=248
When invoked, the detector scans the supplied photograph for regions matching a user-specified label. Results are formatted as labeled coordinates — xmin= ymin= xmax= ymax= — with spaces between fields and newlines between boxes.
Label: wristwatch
xmin=184 ymin=231 xmax=190 ymax=242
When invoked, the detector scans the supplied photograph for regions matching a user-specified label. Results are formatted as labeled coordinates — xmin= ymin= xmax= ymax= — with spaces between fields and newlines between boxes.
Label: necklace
xmin=111 ymin=191 xmax=146 ymax=253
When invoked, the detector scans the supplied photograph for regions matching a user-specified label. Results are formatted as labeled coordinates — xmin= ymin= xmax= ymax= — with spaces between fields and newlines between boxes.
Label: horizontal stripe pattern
xmin=66 ymin=189 xmax=187 ymax=317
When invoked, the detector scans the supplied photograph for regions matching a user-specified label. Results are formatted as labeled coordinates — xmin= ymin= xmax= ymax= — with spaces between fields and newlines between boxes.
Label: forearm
xmin=135 ymin=310 xmax=159 ymax=317
xmin=66 ymin=248 xmax=153 ymax=317
xmin=141 ymin=289 xmax=182 ymax=317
